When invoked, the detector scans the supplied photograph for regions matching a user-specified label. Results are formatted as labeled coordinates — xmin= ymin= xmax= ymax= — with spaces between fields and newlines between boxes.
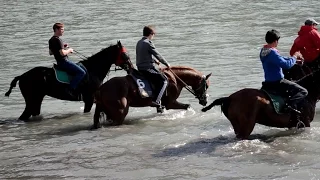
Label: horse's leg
xmin=31 ymin=94 xmax=45 ymax=117
xmin=19 ymin=104 xmax=32 ymax=121
xmin=111 ymin=99 xmax=129 ymax=126
xmin=235 ymin=102 xmax=259 ymax=139
xmin=228 ymin=117 xmax=241 ymax=137
xmin=235 ymin=116 xmax=256 ymax=140
xmin=92 ymin=104 xmax=103 ymax=129
xmin=111 ymin=107 xmax=129 ymax=126
xmin=83 ymin=95 xmax=94 ymax=113
xmin=165 ymin=100 xmax=190 ymax=110
xmin=19 ymin=95 xmax=33 ymax=121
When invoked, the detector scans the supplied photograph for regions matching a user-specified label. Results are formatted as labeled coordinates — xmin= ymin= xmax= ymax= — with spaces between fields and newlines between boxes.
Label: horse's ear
xmin=205 ymin=73 xmax=212 ymax=80
xmin=117 ymin=40 xmax=122 ymax=47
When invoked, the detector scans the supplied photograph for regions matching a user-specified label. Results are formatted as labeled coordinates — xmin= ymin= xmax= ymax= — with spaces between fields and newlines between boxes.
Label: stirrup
xmin=151 ymin=101 xmax=161 ymax=107
xmin=296 ymin=120 xmax=305 ymax=129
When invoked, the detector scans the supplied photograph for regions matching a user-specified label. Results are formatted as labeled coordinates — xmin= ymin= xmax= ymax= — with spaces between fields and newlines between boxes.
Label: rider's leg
xmin=155 ymin=78 xmax=168 ymax=105
xmin=281 ymin=79 xmax=308 ymax=112
xmin=58 ymin=59 xmax=86 ymax=90
xmin=141 ymin=68 xmax=168 ymax=106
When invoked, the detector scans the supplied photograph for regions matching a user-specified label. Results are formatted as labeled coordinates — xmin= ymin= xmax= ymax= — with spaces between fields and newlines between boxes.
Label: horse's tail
xmin=202 ymin=97 xmax=229 ymax=112
xmin=5 ymin=76 xmax=21 ymax=97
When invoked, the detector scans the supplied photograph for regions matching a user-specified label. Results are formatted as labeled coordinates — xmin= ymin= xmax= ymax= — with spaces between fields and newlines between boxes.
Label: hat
xmin=305 ymin=18 xmax=319 ymax=26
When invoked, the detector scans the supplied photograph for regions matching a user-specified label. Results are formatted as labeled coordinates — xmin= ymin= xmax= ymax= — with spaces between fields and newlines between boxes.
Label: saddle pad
xmin=261 ymin=89 xmax=285 ymax=114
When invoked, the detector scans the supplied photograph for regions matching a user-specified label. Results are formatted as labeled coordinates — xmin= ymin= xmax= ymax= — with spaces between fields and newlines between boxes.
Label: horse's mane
xmin=165 ymin=65 xmax=202 ymax=77
xmin=85 ymin=44 xmax=116 ymax=62
xmin=161 ymin=65 xmax=203 ymax=85
xmin=79 ymin=44 xmax=118 ymax=80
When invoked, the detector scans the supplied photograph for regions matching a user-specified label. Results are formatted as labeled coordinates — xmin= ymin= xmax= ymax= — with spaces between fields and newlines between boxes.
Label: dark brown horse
xmin=5 ymin=41 xmax=133 ymax=121
xmin=284 ymin=59 xmax=320 ymax=81
xmin=201 ymin=70 xmax=320 ymax=139
xmin=92 ymin=66 xmax=212 ymax=129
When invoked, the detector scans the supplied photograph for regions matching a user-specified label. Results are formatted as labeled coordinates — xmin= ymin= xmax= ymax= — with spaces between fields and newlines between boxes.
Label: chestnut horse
xmin=201 ymin=70 xmax=320 ymax=139
xmin=5 ymin=41 xmax=132 ymax=121
xmin=92 ymin=66 xmax=212 ymax=129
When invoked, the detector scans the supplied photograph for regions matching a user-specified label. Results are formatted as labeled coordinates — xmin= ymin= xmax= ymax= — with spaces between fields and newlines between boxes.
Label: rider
xmin=136 ymin=25 xmax=171 ymax=107
xmin=260 ymin=29 xmax=308 ymax=115
xmin=290 ymin=18 xmax=320 ymax=69
xmin=48 ymin=22 xmax=86 ymax=96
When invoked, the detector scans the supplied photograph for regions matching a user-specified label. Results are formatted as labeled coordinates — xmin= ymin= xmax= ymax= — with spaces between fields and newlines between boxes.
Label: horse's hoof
xmin=90 ymin=123 xmax=101 ymax=130
xmin=157 ymin=106 xmax=164 ymax=113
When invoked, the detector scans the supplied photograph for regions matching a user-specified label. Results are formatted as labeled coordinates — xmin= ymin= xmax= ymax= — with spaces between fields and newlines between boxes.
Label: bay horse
xmin=5 ymin=41 xmax=133 ymax=121
xmin=201 ymin=70 xmax=320 ymax=139
xmin=92 ymin=66 xmax=212 ymax=129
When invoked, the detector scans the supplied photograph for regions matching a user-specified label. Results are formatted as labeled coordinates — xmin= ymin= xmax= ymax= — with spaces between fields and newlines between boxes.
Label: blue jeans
xmin=57 ymin=59 xmax=86 ymax=90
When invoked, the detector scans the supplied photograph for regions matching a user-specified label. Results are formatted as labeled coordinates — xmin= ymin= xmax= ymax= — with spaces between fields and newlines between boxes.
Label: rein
xmin=168 ymin=68 xmax=197 ymax=96
xmin=73 ymin=50 xmax=88 ymax=60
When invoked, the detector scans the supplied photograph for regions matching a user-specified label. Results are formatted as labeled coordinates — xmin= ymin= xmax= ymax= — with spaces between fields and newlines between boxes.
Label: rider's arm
xmin=50 ymin=38 xmax=72 ymax=56
xmin=59 ymin=48 xmax=73 ymax=56
xmin=269 ymin=50 xmax=296 ymax=69
xmin=148 ymin=42 xmax=170 ymax=67
xmin=289 ymin=42 xmax=298 ymax=56
xmin=310 ymin=30 xmax=320 ymax=50
xmin=51 ymin=38 xmax=72 ymax=56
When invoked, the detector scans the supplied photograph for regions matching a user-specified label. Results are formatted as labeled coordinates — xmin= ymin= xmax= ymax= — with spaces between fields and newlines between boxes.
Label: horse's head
xmin=283 ymin=64 xmax=310 ymax=81
xmin=114 ymin=41 xmax=134 ymax=72
xmin=298 ymin=69 xmax=320 ymax=100
xmin=193 ymin=73 xmax=212 ymax=106
xmin=86 ymin=41 xmax=133 ymax=74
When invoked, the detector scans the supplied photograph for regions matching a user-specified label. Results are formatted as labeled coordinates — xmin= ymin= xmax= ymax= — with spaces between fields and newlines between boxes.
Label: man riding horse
xmin=49 ymin=22 xmax=86 ymax=98
xmin=260 ymin=29 xmax=308 ymax=119
xmin=290 ymin=18 xmax=320 ymax=71
xmin=285 ymin=18 xmax=320 ymax=81
xmin=136 ymin=25 xmax=171 ymax=108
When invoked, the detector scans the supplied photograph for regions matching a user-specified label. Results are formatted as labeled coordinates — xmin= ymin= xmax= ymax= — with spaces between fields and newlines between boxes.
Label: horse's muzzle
xmin=198 ymin=94 xmax=208 ymax=106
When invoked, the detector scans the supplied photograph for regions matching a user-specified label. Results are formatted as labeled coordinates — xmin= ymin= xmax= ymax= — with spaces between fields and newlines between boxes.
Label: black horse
xmin=5 ymin=41 xmax=133 ymax=121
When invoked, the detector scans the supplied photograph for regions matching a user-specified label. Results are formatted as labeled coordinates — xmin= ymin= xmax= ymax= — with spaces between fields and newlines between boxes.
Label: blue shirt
xmin=260 ymin=47 xmax=296 ymax=82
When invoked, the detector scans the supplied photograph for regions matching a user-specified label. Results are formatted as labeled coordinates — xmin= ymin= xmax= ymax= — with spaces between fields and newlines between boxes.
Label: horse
xmin=201 ymin=70 xmax=320 ymax=139
xmin=5 ymin=41 xmax=133 ymax=121
xmin=92 ymin=66 xmax=212 ymax=129
xmin=284 ymin=58 xmax=320 ymax=81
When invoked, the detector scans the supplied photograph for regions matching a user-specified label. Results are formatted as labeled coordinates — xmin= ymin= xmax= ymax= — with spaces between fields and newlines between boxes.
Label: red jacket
xmin=290 ymin=25 xmax=320 ymax=62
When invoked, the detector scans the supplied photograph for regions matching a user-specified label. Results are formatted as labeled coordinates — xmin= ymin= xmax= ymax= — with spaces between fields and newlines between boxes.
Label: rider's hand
xmin=68 ymin=48 xmax=74 ymax=53
xmin=166 ymin=63 xmax=171 ymax=68
xmin=64 ymin=43 xmax=69 ymax=48
xmin=293 ymin=51 xmax=304 ymax=60
xmin=296 ymin=59 xmax=304 ymax=66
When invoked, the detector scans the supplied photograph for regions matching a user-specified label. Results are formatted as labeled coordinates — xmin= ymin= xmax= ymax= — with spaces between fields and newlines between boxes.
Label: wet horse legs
xmin=165 ymin=100 xmax=190 ymax=110
xmin=92 ymin=104 xmax=103 ymax=129
xmin=19 ymin=94 xmax=45 ymax=121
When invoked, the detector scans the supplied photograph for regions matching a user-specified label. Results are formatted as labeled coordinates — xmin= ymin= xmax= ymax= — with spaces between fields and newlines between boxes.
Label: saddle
xmin=52 ymin=63 xmax=88 ymax=101
xmin=260 ymin=88 xmax=286 ymax=114
xmin=52 ymin=63 xmax=88 ymax=84
xmin=129 ymin=69 xmax=161 ymax=98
